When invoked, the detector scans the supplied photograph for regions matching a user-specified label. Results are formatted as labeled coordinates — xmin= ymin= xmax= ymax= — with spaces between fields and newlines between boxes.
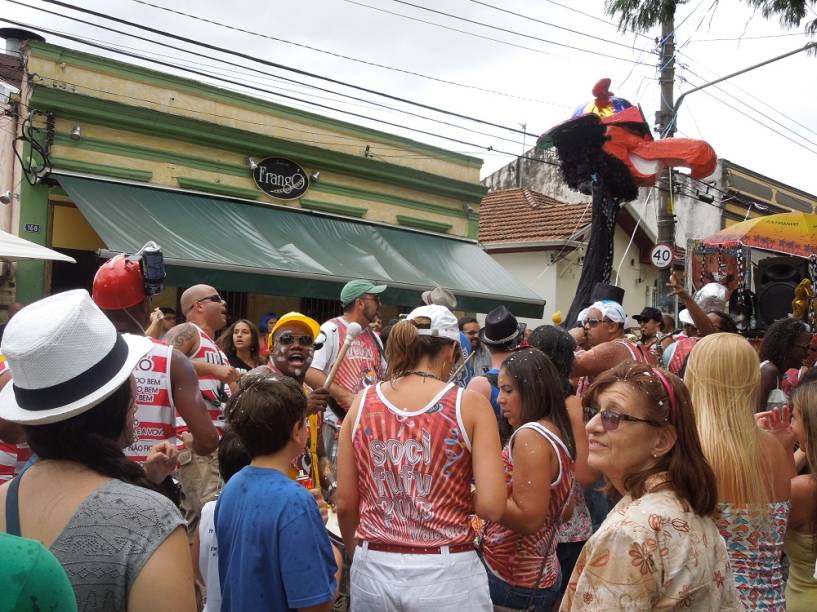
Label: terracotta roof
xmin=479 ymin=188 xmax=591 ymax=244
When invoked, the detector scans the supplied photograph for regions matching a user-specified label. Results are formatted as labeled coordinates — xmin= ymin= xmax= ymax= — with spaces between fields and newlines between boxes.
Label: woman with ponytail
xmin=336 ymin=304 xmax=505 ymax=611
xmin=685 ymin=333 xmax=791 ymax=610
xmin=0 ymin=291 xmax=195 ymax=612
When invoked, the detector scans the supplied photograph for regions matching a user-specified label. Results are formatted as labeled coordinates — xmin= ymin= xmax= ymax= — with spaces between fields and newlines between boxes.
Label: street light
xmin=673 ymin=42 xmax=817 ymax=116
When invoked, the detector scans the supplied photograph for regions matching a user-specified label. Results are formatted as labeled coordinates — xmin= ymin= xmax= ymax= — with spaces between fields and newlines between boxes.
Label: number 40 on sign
xmin=650 ymin=244 xmax=673 ymax=269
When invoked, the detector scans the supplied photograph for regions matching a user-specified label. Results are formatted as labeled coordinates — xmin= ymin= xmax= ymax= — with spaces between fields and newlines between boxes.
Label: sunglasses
xmin=583 ymin=318 xmax=612 ymax=328
xmin=277 ymin=333 xmax=314 ymax=347
xmin=583 ymin=405 xmax=661 ymax=431
xmin=186 ymin=294 xmax=223 ymax=312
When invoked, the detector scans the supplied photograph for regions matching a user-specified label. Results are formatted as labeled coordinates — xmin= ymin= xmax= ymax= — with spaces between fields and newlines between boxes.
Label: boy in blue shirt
xmin=216 ymin=374 xmax=337 ymax=611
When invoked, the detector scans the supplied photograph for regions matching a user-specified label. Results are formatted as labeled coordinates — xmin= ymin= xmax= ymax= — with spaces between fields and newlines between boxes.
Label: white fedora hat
xmin=0 ymin=289 xmax=153 ymax=425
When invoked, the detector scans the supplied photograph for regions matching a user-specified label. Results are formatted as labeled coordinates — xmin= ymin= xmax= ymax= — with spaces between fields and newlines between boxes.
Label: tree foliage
xmin=744 ymin=1 xmax=817 ymax=33
xmin=606 ymin=0 xmax=816 ymax=34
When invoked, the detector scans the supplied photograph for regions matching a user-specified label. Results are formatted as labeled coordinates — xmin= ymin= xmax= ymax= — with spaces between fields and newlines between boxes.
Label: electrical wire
xmin=29 ymin=0 xmax=541 ymax=138
xmin=3 ymin=18 xmax=529 ymax=155
xmin=461 ymin=0 xmax=655 ymax=53
xmin=121 ymin=0 xmax=569 ymax=108
xmin=539 ymin=0 xmax=654 ymax=41
xmin=678 ymin=54 xmax=817 ymax=141
xmin=2 ymin=4 xmax=537 ymax=149
xmin=360 ymin=0 xmax=656 ymax=63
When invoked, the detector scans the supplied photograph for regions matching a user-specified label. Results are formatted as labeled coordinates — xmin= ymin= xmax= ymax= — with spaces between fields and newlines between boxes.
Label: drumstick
xmin=324 ymin=322 xmax=363 ymax=388
xmin=448 ymin=349 xmax=476 ymax=383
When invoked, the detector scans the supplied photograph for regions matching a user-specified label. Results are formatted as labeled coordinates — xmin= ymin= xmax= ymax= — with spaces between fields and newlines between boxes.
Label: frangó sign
xmin=252 ymin=157 xmax=309 ymax=200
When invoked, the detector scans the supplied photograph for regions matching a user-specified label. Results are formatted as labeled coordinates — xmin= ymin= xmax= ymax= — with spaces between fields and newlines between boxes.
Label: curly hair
xmin=225 ymin=373 xmax=306 ymax=458
xmin=217 ymin=319 xmax=263 ymax=367
xmin=759 ymin=317 xmax=809 ymax=372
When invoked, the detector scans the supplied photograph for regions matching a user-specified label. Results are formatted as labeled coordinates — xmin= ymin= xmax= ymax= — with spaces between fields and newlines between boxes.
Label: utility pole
xmin=518 ymin=122 xmax=527 ymax=188
xmin=655 ymin=3 xmax=677 ymax=308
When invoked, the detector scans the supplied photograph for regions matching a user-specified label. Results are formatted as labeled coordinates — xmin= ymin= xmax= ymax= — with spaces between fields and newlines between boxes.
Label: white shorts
xmin=350 ymin=543 xmax=492 ymax=612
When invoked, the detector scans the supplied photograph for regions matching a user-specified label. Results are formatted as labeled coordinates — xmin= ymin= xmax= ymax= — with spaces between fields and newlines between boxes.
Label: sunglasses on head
xmin=583 ymin=405 xmax=662 ymax=431
xmin=277 ymin=333 xmax=314 ymax=347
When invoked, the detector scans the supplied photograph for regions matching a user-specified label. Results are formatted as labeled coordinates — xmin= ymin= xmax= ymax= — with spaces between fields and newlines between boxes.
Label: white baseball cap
xmin=406 ymin=304 xmax=460 ymax=343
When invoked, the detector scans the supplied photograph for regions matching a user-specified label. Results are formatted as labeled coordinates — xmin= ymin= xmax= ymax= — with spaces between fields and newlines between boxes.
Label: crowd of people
xmin=0 ymin=256 xmax=816 ymax=612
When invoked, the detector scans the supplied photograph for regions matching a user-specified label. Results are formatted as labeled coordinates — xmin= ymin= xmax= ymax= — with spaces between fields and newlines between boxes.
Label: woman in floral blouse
xmin=560 ymin=362 xmax=743 ymax=611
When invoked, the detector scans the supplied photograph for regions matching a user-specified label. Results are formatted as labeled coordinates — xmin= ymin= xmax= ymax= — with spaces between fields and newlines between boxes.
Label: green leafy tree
xmin=606 ymin=0 xmax=816 ymax=34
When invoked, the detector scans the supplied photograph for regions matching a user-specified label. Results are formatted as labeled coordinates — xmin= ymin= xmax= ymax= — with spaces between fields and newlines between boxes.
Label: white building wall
xmin=485 ymin=225 xmax=660 ymax=331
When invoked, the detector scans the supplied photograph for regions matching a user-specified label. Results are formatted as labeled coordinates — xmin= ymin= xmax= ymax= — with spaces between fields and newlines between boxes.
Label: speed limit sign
xmin=650 ymin=244 xmax=673 ymax=269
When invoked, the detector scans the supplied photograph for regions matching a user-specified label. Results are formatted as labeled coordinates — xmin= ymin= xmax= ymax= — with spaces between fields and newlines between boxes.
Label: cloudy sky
xmin=2 ymin=0 xmax=816 ymax=194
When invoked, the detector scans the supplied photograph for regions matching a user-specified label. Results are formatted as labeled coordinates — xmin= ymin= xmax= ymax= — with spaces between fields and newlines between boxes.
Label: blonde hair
xmin=793 ymin=381 xmax=817 ymax=508
xmin=685 ymin=333 xmax=771 ymax=511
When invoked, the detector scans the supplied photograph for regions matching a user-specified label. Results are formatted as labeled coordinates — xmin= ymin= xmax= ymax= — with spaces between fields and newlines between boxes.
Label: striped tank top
xmin=482 ymin=422 xmax=574 ymax=589
xmin=177 ymin=324 xmax=230 ymax=436
xmin=328 ymin=317 xmax=385 ymax=394
xmin=125 ymin=338 xmax=176 ymax=464
xmin=352 ymin=382 xmax=474 ymax=549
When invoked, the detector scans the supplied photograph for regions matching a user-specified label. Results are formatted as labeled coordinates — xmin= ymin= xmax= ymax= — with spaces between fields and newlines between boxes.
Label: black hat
xmin=633 ymin=307 xmax=663 ymax=323
xmin=479 ymin=306 xmax=522 ymax=346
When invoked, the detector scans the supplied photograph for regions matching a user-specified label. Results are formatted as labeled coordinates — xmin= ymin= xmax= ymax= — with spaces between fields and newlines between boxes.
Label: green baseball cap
xmin=340 ymin=279 xmax=387 ymax=306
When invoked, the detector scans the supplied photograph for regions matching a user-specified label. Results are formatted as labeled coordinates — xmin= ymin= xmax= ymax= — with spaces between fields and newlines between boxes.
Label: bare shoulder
xmin=163 ymin=323 xmax=198 ymax=351
xmin=465 ymin=376 xmax=491 ymax=398
xmin=792 ymin=474 xmax=817 ymax=502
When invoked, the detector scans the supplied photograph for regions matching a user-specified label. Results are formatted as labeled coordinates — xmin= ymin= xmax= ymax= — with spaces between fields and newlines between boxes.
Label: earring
xmin=652 ymin=452 xmax=658 ymax=458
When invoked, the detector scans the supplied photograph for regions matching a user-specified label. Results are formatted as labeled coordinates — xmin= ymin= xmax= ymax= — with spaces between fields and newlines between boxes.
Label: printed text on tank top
xmin=328 ymin=317 xmax=384 ymax=394
xmin=352 ymin=383 xmax=474 ymax=549
xmin=178 ymin=324 xmax=230 ymax=435
xmin=125 ymin=339 xmax=177 ymax=464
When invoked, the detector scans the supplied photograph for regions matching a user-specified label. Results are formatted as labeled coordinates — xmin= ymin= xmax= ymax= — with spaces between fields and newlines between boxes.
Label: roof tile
xmin=478 ymin=188 xmax=591 ymax=244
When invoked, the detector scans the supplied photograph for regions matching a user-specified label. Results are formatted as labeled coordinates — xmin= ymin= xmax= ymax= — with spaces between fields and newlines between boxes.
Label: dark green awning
xmin=57 ymin=174 xmax=544 ymax=316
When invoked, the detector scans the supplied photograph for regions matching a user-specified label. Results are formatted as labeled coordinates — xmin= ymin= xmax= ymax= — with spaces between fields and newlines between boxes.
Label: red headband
xmin=652 ymin=368 xmax=677 ymax=424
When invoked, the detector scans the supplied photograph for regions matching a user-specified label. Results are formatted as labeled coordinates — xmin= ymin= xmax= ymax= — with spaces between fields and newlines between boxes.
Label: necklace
xmin=405 ymin=370 xmax=442 ymax=381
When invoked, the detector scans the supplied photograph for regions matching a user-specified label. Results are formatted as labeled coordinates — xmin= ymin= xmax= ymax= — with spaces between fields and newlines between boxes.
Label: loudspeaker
xmin=756 ymin=256 xmax=809 ymax=327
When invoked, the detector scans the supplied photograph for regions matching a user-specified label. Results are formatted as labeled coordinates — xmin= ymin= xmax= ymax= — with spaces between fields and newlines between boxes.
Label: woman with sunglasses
xmin=561 ymin=361 xmax=742 ymax=610
xmin=685 ymin=333 xmax=791 ymax=610
xmin=217 ymin=319 xmax=264 ymax=372
xmin=479 ymin=348 xmax=576 ymax=611
xmin=336 ymin=305 xmax=506 ymax=611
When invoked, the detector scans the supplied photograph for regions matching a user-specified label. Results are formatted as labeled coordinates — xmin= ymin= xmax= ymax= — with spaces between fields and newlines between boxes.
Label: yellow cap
xmin=270 ymin=311 xmax=320 ymax=339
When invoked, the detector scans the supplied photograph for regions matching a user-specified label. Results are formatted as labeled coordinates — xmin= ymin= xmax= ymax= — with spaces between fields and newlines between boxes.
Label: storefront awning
xmin=57 ymin=175 xmax=545 ymax=317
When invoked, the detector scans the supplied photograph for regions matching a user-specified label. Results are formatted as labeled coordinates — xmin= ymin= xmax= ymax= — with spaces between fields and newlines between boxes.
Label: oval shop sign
xmin=252 ymin=157 xmax=309 ymax=200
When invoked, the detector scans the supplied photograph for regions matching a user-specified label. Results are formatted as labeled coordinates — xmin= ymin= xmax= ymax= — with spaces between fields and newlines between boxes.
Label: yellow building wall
xmin=28 ymin=45 xmax=482 ymax=239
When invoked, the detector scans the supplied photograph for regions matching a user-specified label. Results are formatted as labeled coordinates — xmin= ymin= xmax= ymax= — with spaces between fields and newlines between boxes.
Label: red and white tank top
xmin=177 ymin=324 xmax=231 ymax=435
xmin=482 ymin=422 xmax=574 ymax=589
xmin=329 ymin=317 xmax=385 ymax=394
xmin=0 ymin=359 xmax=31 ymax=481
xmin=352 ymin=382 xmax=474 ymax=549
xmin=124 ymin=338 xmax=176 ymax=464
